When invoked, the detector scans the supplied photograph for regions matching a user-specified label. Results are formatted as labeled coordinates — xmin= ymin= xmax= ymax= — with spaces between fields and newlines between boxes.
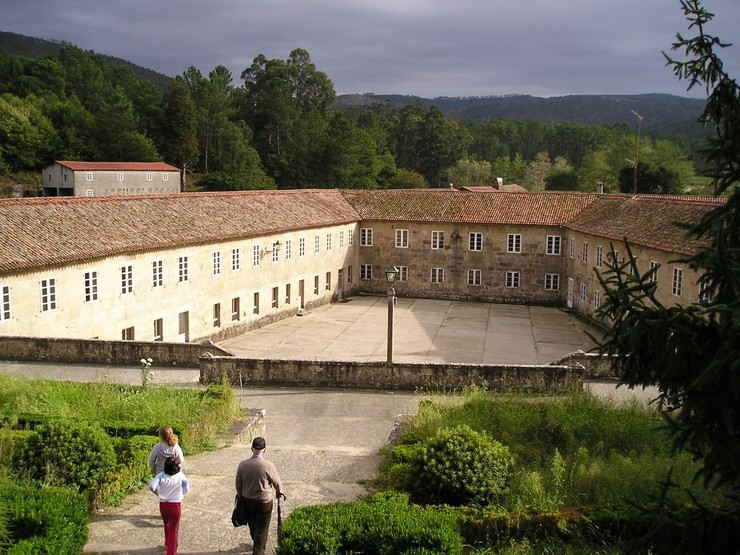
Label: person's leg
xmin=160 ymin=502 xmax=182 ymax=555
xmin=251 ymin=501 xmax=273 ymax=555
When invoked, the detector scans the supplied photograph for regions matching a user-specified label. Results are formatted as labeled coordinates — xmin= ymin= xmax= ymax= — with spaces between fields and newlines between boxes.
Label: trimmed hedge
xmin=0 ymin=483 xmax=88 ymax=554
xmin=276 ymin=493 xmax=463 ymax=554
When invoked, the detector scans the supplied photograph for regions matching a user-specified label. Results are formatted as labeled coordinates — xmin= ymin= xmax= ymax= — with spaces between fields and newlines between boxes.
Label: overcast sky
xmin=3 ymin=1 xmax=739 ymax=99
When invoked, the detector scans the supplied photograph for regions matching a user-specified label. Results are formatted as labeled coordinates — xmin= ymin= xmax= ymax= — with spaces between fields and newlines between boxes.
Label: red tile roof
xmin=55 ymin=161 xmax=181 ymax=172
xmin=340 ymin=189 xmax=601 ymax=226
xmin=0 ymin=190 xmax=359 ymax=273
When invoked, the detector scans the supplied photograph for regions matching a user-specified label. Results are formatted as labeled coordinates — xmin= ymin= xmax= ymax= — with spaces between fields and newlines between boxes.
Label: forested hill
xmin=335 ymin=93 xmax=706 ymax=129
xmin=0 ymin=30 xmax=171 ymax=91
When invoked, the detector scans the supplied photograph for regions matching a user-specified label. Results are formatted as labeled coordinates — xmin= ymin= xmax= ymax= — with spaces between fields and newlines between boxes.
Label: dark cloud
xmin=3 ymin=0 xmax=739 ymax=98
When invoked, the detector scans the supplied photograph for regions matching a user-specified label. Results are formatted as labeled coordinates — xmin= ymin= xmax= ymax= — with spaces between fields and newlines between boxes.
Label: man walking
xmin=235 ymin=436 xmax=284 ymax=555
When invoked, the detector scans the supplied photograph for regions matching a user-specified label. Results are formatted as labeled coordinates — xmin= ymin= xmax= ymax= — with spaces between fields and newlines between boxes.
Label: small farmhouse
xmin=41 ymin=161 xmax=181 ymax=197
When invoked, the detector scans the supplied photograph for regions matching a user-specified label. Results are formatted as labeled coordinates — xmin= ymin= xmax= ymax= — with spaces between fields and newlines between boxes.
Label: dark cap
xmin=252 ymin=436 xmax=266 ymax=450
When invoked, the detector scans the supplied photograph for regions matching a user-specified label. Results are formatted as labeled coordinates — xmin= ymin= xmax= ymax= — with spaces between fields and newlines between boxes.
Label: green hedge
xmin=0 ymin=483 xmax=88 ymax=554
xmin=276 ymin=493 xmax=463 ymax=554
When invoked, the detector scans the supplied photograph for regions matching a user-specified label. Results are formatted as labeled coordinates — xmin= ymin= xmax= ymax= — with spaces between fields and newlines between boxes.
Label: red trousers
xmin=159 ymin=501 xmax=182 ymax=555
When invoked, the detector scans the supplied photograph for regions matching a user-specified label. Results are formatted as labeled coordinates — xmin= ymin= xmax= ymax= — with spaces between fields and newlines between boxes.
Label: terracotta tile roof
xmin=567 ymin=194 xmax=725 ymax=254
xmin=55 ymin=160 xmax=181 ymax=172
xmin=0 ymin=190 xmax=359 ymax=273
xmin=340 ymin=189 xmax=601 ymax=226
xmin=460 ymin=184 xmax=528 ymax=192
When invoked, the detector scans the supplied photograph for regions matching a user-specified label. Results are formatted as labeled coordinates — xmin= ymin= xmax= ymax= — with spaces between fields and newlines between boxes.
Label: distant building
xmin=41 ymin=161 xmax=181 ymax=197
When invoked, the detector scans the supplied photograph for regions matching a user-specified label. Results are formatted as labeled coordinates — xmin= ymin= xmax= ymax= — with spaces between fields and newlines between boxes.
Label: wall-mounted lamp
xmin=264 ymin=240 xmax=282 ymax=254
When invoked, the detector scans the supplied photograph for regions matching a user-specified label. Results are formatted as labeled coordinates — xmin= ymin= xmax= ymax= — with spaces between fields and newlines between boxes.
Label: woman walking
xmin=149 ymin=457 xmax=190 ymax=555
xmin=149 ymin=425 xmax=185 ymax=475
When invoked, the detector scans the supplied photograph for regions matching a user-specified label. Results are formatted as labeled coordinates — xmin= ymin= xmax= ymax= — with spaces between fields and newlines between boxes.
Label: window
xmin=122 ymin=327 xmax=135 ymax=340
xmin=581 ymin=241 xmax=589 ymax=263
xmin=593 ymin=290 xmax=601 ymax=309
xmin=213 ymin=303 xmax=221 ymax=327
xmin=231 ymin=297 xmax=240 ymax=321
xmin=699 ymin=277 xmax=711 ymax=302
xmin=253 ymin=292 xmax=260 ymax=315
xmin=253 ymin=245 xmax=260 ymax=266
xmin=272 ymin=245 xmax=279 ymax=263
xmin=84 ymin=271 xmax=98 ymax=302
xmin=398 ymin=266 xmax=409 ymax=282
xmin=1 ymin=285 xmax=10 ymax=321
xmin=152 ymin=260 xmax=163 ymax=287
xmin=121 ymin=265 xmax=133 ymax=294
xmin=146 ymin=172 xmax=153 ymax=182
xmin=325 ymin=272 xmax=331 ymax=291
xmin=580 ymin=283 xmax=587 ymax=302
xmin=348 ymin=229 xmax=354 ymax=246
xmin=431 ymin=267 xmax=444 ymax=284
xmin=284 ymin=240 xmax=292 ymax=260
xmin=232 ymin=248 xmax=240 ymax=270
xmin=649 ymin=260 xmax=659 ymax=283
xmin=609 ymin=249 xmax=620 ymax=265
xmin=313 ymin=275 xmax=319 ymax=295
xmin=153 ymin=318 xmax=163 ymax=341
xmin=544 ymin=273 xmax=560 ymax=290
xmin=467 ymin=269 xmax=482 ymax=286
xmin=272 ymin=287 xmax=279 ymax=308
xmin=569 ymin=238 xmax=576 ymax=258
xmin=469 ymin=232 xmax=483 ymax=251
xmin=299 ymin=237 xmax=306 ymax=257
xmin=178 ymin=256 xmax=189 ymax=282
xmin=41 ymin=278 xmax=57 ymax=311
xmin=85 ymin=189 xmax=94 ymax=197
xmin=360 ymin=264 xmax=372 ymax=280
xmin=339 ymin=231 xmax=345 ymax=248
xmin=314 ymin=235 xmax=320 ymax=254
xmin=507 ymin=234 xmax=521 ymax=253
xmin=116 ymin=172 xmax=124 ymax=182
xmin=213 ymin=252 xmax=221 ymax=275
xmin=85 ymin=172 xmax=93 ymax=182
xmin=431 ymin=231 xmax=445 ymax=250
xmin=672 ymin=267 xmax=683 ymax=296
xmin=505 ymin=271 xmax=520 ymax=288
xmin=596 ymin=246 xmax=603 ymax=268
xmin=360 ymin=228 xmax=373 ymax=246
xmin=162 ymin=173 xmax=169 ymax=181
xmin=347 ymin=265 xmax=353 ymax=282
xmin=285 ymin=284 xmax=291 ymax=304
xmin=396 ymin=229 xmax=409 ymax=248
xmin=546 ymin=235 xmax=561 ymax=255
xmin=326 ymin=233 xmax=332 ymax=252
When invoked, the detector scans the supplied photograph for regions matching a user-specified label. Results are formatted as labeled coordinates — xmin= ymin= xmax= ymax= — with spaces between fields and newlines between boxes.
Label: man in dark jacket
xmin=235 ymin=436 xmax=284 ymax=555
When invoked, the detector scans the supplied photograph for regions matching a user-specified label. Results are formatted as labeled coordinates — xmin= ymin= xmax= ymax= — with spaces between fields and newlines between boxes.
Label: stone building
xmin=0 ymin=188 xmax=722 ymax=343
xmin=41 ymin=161 xmax=181 ymax=197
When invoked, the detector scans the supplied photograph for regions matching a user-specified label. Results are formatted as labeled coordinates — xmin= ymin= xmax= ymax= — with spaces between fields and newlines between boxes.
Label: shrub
xmin=409 ymin=425 xmax=514 ymax=507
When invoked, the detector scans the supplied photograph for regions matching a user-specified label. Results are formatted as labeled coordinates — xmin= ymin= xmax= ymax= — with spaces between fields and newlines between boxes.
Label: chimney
xmin=494 ymin=177 xmax=503 ymax=190
xmin=596 ymin=182 xmax=604 ymax=194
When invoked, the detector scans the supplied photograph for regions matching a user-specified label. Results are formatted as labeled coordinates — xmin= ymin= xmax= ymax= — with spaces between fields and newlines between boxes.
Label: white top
xmin=149 ymin=471 xmax=190 ymax=502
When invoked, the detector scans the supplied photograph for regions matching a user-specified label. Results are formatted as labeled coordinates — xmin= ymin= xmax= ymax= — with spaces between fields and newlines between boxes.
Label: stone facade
xmin=42 ymin=161 xmax=181 ymax=197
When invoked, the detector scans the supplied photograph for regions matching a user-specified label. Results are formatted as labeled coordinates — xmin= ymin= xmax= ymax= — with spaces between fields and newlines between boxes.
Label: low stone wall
xmin=200 ymin=356 xmax=586 ymax=392
xmin=0 ymin=336 xmax=231 ymax=368
xmin=551 ymin=350 xmax=616 ymax=379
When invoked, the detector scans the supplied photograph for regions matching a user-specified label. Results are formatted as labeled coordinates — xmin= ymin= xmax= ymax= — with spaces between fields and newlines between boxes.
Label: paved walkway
xmin=0 ymin=299 xmax=656 ymax=554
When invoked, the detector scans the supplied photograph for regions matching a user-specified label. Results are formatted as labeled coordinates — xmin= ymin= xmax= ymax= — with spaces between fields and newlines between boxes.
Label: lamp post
xmin=385 ymin=266 xmax=400 ymax=364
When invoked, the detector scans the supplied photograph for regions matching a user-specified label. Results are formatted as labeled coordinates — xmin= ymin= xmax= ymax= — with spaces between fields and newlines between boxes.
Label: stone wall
xmin=551 ymin=350 xmax=617 ymax=379
xmin=199 ymin=356 xmax=586 ymax=392
xmin=0 ymin=336 xmax=230 ymax=368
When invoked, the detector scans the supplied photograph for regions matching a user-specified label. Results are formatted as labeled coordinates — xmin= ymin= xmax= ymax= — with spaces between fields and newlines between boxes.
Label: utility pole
xmin=631 ymin=110 xmax=643 ymax=194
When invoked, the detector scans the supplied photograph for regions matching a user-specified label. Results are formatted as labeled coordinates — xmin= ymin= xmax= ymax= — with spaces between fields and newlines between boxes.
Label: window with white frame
xmin=347 ymin=265 xmax=353 ymax=282
xmin=360 ymin=264 xmax=373 ymax=280
xmin=231 ymin=297 xmax=240 ymax=321
xmin=339 ymin=231 xmax=345 ymax=248
xmin=580 ymin=283 xmax=587 ymax=302
xmin=85 ymin=189 xmax=94 ymax=197
xmin=162 ymin=173 xmax=169 ymax=181
xmin=152 ymin=260 xmax=163 ymax=287
xmin=699 ymin=276 xmax=711 ymax=302
xmin=213 ymin=303 xmax=221 ymax=327
xmin=360 ymin=228 xmax=373 ymax=246
xmin=284 ymin=239 xmax=292 ymax=260
xmin=232 ymin=248 xmax=240 ymax=270
xmin=544 ymin=273 xmax=560 ymax=290
xmin=122 ymin=327 xmax=135 ymax=341
xmin=272 ymin=287 xmax=279 ymax=308
xmin=285 ymin=283 xmax=291 ymax=304
xmin=253 ymin=292 xmax=260 ymax=314
xmin=212 ymin=252 xmax=221 ymax=275
xmin=272 ymin=246 xmax=279 ymax=263
xmin=596 ymin=245 xmax=603 ymax=268
xmin=431 ymin=231 xmax=445 ymax=250
xmin=85 ymin=172 xmax=93 ymax=182
xmin=146 ymin=172 xmax=153 ymax=181
xmin=469 ymin=232 xmax=483 ymax=251
xmin=431 ymin=267 xmax=444 ymax=283
xmin=314 ymin=235 xmax=320 ymax=254
xmin=397 ymin=266 xmax=408 ymax=282
xmin=326 ymin=233 xmax=332 ymax=252
xmin=649 ymin=260 xmax=659 ymax=283
xmin=467 ymin=269 xmax=482 ymax=286
xmin=581 ymin=241 xmax=589 ymax=263
xmin=325 ymin=271 xmax=331 ymax=290
xmin=546 ymin=235 xmax=561 ymax=255
xmin=672 ymin=267 xmax=683 ymax=296
xmin=41 ymin=278 xmax=57 ymax=311
xmin=594 ymin=290 xmax=601 ymax=309
xmin=84 ymin=271 xmax=98 ymax=301
xmin=299 ymin=237 xmax=306 ymax=257
xmin=507 ymin=234 xmax=521 ymax=253
xmin=395 ymin=229 xmax=409 ymax=248
xmin=153 ymin=318 xmax=163 ymax=341
xmin=121 ymin=265 xmax=133 ymax=294
xmin=253 ymin=245 xmax=260 ymax=267
xmin=505 ymin=271 xmax=520 ymax=288
xmin=116 ymin=172 xmax=124 ymax=182
xmin=569 ymin=238 xmax=576 ymax=258
xmin=178 ymin=256 xmax=189 ymax=282
xmin=609 ymin=249 xmax=620 ymax=265
xmin=348 ymin=229 xmax=354 ymax=246
xmin=1 ymin=285 xmax=10 ymax=321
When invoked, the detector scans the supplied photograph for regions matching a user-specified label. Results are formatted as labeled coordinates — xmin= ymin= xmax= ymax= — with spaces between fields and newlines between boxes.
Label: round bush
xmin=409 ymin=424 xmax=514 ymax=507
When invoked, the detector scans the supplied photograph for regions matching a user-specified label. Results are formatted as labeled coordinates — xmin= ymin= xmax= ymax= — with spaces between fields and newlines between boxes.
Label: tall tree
xmin=161 ymin=78 xmax=198 ymax=191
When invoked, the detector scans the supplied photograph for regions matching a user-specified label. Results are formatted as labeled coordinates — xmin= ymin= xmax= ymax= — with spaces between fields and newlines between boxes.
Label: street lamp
xmin=385 ymin=266 xmax=400 ymax=364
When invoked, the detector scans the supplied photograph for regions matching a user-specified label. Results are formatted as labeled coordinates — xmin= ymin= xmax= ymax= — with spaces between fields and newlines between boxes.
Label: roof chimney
xmin=596 ymin=182 xmax=604 ymax=194
xmin=494 ymin=177 xmax=503 ymax=190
